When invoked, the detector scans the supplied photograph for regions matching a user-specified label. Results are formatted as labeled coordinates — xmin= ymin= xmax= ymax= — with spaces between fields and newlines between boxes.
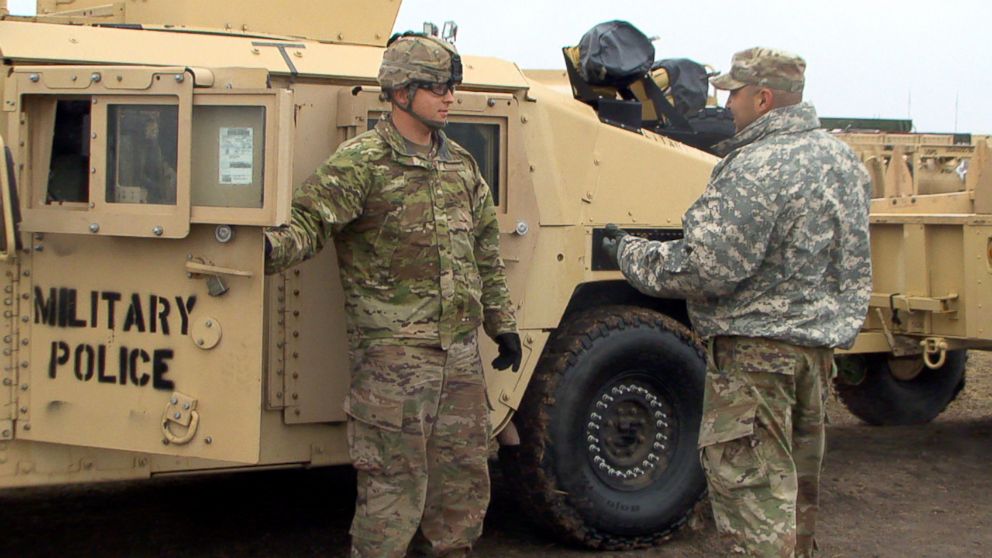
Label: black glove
xmin=492 ymin=332 xmax=522 ymax=372
xmin=601 ymin=223 xmax=629 ymax=263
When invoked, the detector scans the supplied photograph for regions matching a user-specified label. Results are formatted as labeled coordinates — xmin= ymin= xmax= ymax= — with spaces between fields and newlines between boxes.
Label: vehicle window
xmin=191 ymin=105 xmax=266 ymax=208
xmin=444 ymin=122 xmax=501 ymax=204
xmin=106 ymin=105 xmax=178 ymax=205
xmin=46 ymin=99 xmax=91 ymax=204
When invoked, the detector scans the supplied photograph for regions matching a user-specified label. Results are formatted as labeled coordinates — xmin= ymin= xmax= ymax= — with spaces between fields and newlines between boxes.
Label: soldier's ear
xmin=392 ymin=87 xmax=409 ymax=106
xmin=757 ymin=87 xmax=775 ymax=112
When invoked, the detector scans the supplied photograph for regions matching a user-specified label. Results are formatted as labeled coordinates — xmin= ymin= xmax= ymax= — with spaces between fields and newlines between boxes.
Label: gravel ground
xmin=1 ymin=354 xmax=990 ymax=557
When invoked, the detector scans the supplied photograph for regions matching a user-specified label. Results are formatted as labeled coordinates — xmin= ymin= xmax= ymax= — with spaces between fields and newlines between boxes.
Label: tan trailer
xmin=831 ymin=130 xmax=992 ymax=425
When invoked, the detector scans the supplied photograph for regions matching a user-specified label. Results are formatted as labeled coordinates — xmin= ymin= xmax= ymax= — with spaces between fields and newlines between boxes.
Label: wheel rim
xmin=585 ymin=371 xmax=678 ymax=491
xmin=888 ymin=356 xmax=925 ymax=381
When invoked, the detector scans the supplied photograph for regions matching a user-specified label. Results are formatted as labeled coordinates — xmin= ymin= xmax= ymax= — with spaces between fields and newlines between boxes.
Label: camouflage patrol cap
xmin=378 ymin=32 xmax=463 ymax=90
xmin=711 ymin=47 xmax=806 ymax=93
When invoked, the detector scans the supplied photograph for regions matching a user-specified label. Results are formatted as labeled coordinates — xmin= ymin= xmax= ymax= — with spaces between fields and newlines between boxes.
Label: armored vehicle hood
xmin=23 ymin=0 xmax=401 ymax=47
xmin=0 ymin=19 xmax=529 ymax=90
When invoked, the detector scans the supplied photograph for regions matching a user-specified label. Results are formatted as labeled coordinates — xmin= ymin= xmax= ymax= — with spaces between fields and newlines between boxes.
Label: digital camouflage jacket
xmin=617 ymin=102 xmax=871 ymax=348
xmin=266 ymin=117 xmax=516 ymax=349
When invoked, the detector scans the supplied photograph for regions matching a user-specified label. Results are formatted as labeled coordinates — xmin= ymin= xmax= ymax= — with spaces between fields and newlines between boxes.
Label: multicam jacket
xmin=266 ymin=117 xmax=516 ymax=349
xmin=617 ymin=102 xmax=871 ymax=348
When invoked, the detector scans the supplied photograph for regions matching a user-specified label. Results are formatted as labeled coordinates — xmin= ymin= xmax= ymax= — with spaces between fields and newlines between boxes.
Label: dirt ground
xmin=1 ymin=355 xmax=990 ymax=558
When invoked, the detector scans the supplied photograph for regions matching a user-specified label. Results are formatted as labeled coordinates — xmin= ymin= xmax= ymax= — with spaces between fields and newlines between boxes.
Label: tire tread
xmin=501 ymin=305 xmax=705 ymax=550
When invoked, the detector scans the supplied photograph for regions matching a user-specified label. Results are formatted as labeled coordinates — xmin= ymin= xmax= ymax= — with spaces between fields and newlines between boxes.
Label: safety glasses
xmin=417 ymin=82 xmax=457 ymax=96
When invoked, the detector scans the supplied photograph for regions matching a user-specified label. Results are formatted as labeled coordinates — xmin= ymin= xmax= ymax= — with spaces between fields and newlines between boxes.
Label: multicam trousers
xmin=345 ymin=333 xmax=492 ymax=558
xmin=698 ymin=336 xmax=834 ymax=558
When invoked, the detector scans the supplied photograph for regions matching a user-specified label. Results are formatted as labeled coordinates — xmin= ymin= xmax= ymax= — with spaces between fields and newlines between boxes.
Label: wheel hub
xmin=888 ymin=356 xmax=925 ymax=381
xmin=585 ymin=376 xmax=677 ymax=490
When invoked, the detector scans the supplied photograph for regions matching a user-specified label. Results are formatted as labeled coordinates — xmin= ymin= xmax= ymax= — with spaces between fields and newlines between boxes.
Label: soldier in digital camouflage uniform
xmin=602 ymin=47 xmax=872 ymax=557
xmin=265 ymin=32 xmax=521 ymax=558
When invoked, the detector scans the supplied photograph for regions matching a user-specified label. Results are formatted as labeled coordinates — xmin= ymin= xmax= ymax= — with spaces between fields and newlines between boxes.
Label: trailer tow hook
xmin=920 ymin=338 xmax=948 ymax=370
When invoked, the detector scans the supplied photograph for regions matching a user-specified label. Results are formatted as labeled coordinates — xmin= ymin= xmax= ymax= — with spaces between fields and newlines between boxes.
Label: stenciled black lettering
xmin=128 ymin=348 xmax=150 ymax=386
xmin=123 ymin=293 xmax=145 ymax=333
xmin=96 ymin=345 xmax=114 ymax=384
xmin=149 ymin=295 xmax=158 ymax=334
xmin=119 ymin=346 xmax=129 ymax=385
xmin=90 ymin=291 xmax=99 ymax=328
xmin=156 ymin=296 xmax=171 ymax=336
xmin=57 ymin=287 xmax=69 ymax=327
xmin=48 ymin=340 xmax=69 ymax=378
xmin=175 ymin=295 xmax=197 ymax=335
xmin=74 ymin=344 xmax=95 ymax=381
xmin=57 ymin=288 xmax=87 ymax=328
xmin=152 ymin=349 xmax=175 ymax=390
xmin=67 ymin=289 xmax=87 ymax=327
xmin=35 ymin=287 xmax=57 ymax=326
xmin=102 ymin=292 xmax=121 ymax=330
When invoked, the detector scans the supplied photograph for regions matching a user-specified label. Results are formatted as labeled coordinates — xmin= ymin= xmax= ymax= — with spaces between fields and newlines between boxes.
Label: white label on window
xmin=219 ymin=127 xmax=254 ymax=185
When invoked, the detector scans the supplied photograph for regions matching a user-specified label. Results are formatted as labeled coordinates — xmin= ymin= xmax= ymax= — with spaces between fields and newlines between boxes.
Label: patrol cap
xmin=378 ymin=32 xmax=463 ymax=91
xmin=710 ymin=47 xmax=806 ymax=93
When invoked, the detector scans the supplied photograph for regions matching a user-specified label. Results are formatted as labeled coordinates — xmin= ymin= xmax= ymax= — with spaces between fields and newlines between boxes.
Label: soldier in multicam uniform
xmin=265 ymin=32 xmax=521 ymax=558
xmin=603 ymin=48 xmax=872 ymax=557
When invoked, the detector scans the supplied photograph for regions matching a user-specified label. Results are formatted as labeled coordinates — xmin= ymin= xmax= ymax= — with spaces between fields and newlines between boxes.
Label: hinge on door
xmin=265 ymin=273 xmax=289 ymax=410
xmin=283 ymin=269 xmax=302 ymax=421
xmin=2 ymin=260 xmax=23 ymax=436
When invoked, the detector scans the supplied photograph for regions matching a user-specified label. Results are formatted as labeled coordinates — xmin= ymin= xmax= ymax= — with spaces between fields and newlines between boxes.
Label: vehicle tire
xmin=500 ymin=305 xmax=706 ymax=550
xmin=834 ymin=351 xmax=966 ymax=425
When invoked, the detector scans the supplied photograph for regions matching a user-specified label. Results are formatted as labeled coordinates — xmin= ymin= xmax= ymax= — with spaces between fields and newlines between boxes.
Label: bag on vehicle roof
xmin=651 ymin=59 xmax=709 ymax=116
xmin=574 ymin=20 xmax=654 ymax=87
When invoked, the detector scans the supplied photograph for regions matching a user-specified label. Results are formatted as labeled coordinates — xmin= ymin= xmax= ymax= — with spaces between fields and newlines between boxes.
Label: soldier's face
xmin=411 ymin=84 xmax=455 ymax=125
xmin=726 ymin=85 xmax=765 ymax=132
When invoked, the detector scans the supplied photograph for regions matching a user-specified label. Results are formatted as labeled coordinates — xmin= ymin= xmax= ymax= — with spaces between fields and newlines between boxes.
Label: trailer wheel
xmin=834 ymin=351 xmax=966 ymax=425
xmin=500 ymin=306 xmax=706 ymax=550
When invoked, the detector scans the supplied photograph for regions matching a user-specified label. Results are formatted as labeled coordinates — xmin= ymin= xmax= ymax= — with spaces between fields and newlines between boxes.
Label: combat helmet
xmin=379 ymin=32 xmax=463 ymax=92
xmin=378 ymin=32 xmax=462 ymax=129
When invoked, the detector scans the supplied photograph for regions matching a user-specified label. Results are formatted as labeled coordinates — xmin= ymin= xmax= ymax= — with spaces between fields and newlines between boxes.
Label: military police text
xmin=35 ymin=286 xmax=198 ymax=391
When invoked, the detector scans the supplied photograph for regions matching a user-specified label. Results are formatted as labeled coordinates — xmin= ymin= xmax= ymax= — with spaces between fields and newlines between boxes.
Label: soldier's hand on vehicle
xmin=492 ymin=332 xmax=522 ymax=372
xmin=601 ymin=223 xmax=629 ymax=262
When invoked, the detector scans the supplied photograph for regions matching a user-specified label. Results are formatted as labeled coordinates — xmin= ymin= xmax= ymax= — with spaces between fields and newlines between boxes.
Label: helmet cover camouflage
xmin=378 ymin=33 xmax=463 ymax=91
xmin=711 ymin=47 xmax=806 ymax=93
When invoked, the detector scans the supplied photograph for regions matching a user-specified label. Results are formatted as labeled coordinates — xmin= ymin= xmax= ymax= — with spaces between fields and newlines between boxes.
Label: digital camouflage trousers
xmin=698 ymin=336 xmax=834 ymax=558
xmin=345 ymin=333 xmax=492 ymax=558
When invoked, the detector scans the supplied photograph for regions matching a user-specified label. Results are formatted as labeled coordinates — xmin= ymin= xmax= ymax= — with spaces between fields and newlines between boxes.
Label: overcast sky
xmin=9 ymin=0 xmax=990 ymax=133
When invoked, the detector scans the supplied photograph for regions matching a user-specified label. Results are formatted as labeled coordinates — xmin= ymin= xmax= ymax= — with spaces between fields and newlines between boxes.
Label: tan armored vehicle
xmin=0 ymin=0 xmax=988 ymax=551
